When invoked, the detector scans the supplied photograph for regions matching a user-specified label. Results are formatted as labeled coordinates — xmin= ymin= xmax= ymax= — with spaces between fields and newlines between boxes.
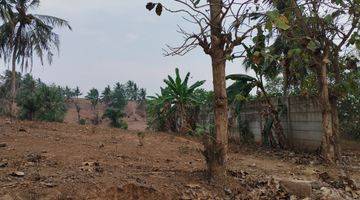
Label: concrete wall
xmin=229 ymin=96 xmax=323 ymax=151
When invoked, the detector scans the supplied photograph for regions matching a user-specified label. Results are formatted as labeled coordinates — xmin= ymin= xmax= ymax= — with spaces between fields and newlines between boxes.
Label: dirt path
xmin=0 ymin=119 xmax=359 ymax=199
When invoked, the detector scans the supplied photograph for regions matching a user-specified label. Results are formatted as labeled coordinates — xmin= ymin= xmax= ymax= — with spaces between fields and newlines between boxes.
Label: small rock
xmin=320 ymin=187 xmax=342 ymax=200
xmin=279 ymin=179 xmax=312 ymax=198
xmin=18 ymin=128 xmax=27 ymax=132
xmin=0 ymin=143 xmax=7 ymax=148
xmin=41 ymin=181 xmax=57 ymax=188
xmin=10 ymin=171 xmax=25 ymax=177
xmin=80 ymin=161 xmax=103 ymax=173
xmin=26 ymin=153 xmax=42 ymax=163
xmin=186 ymin=184 xmax=201 ymax=189
xmin=0 ymin=162 xmax=8 ymax=168
xmin=224 ymin=188 xmax=232 ymax=195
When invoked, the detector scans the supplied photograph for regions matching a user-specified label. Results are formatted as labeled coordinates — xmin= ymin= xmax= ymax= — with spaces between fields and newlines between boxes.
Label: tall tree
xmin=73 ymin=87 xmax=82 ymax=123
xmin=146 ymin=0 xmax=264 ymax=182
xmin=267 ymin=0 xmax=360 ymax=163
xmin=101 ymin=85 xmax=112 ymax=106
xmin=86 ymin=88 xmax=100 ymax=125
xmin=0 ymin=0 xmax=71 ymax=118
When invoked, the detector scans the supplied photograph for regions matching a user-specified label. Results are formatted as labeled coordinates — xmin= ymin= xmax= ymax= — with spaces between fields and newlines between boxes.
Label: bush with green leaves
xmin=147 ymin=68 xmax=205 ymax=133
xmin=34 ymin=84 xmax=67 ymax=122
xmin=101 ymin=83 xmax=128 ymax=129
xmin=86 ymin=88 xmax=101 ymax=125
xmin=0 ymin=70 xmax=21 ymax=115
xmin=103 ymin=108 xmax=127 ymax=129
xmin=16 ymin=74 xmax=67 ymax=122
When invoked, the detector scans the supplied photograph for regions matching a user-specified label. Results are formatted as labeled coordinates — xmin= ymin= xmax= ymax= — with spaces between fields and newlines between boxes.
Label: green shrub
xmin=103 ymin=107 xmax=127 ymax=129
xmin=79 ymin=118 xmax=86 ymax=125
xmin=16 ymin=74 xmax=67 ymax=122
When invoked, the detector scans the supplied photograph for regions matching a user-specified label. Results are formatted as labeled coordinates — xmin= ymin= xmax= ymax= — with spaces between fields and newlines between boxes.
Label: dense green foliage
xmin=0 ymin=70 xmax=20 ymax=115
xmin=98 ymin=81 xmax=145 ymax=129
xmin=0 ymin=0 xmax=71 ymax=118
xmin=0 ymin=71 xmax=67 ymax=122
xmin=147 ymin=68 xmax=206 ymax=133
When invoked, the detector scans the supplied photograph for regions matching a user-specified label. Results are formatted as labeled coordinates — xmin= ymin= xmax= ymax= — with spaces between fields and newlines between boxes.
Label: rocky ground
xmin=0 ymin=118 xmax=359 ymax=199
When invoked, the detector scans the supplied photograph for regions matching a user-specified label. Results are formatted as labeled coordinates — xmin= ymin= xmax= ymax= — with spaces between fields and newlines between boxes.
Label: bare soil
xmin=64 ymin=100 xmax=147 ymax=132
xmin=0 ymin=118 xmax=359 ymax=199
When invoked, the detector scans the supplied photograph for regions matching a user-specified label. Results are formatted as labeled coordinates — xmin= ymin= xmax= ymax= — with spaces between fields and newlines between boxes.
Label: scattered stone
xmin=224 ymin=188 xmax=232 ymax=195
xmin=41 ymin=181 xmax=57 ymax=188
xmin=18 ymin=128 xmax=27 ymax=132
xmin=186 ymin=184 xmax=201 ymax=189
xmin=10 ymin=171 xmax=25 ymax=177
xmin=320 ymin=187 xmax=342 ymax=200
xmin=26 ymin=153 xmax=42 ymax=163
xmin=80 ymin=161 xmax=103 ymax=173
xmin=279 ymin=179 xmax=312 ymax=198
xmin=0 ymin=162 xmax=8 ymax=168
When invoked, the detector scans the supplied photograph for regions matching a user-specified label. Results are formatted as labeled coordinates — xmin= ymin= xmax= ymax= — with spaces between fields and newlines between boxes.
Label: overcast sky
xmin=0 ymin=0 xmax=250 ymax=95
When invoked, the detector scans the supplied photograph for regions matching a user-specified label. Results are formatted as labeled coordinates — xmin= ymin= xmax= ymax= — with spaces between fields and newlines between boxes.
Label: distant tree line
xmin=0 ymin=71 xmax=147 ymax=129
xmin=85 ymin=81 xmax=147 ymax=129
xmin=0 ymin=71 xmax=67 ymax=122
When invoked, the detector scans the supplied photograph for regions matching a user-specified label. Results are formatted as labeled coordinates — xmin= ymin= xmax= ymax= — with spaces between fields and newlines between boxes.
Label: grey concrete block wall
xmin=229 ymin=96 xmax=323 ymax=151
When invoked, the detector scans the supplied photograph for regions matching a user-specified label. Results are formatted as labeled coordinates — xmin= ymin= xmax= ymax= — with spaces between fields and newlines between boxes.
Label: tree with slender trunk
xmin=0 ymin=0 xmax=71 ymax=119
xmin=267 ymin=0 xmax=359 ymax=163
xmin=86 ymin=88 xmax=100 ymax=125
xmin=73 ymin=87 xmax=82 ymax=123
xmin=146 ymin=0 xmax=265 ymax=184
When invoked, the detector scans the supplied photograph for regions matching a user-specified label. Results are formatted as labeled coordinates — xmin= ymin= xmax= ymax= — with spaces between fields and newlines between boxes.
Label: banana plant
xmin=148 ymin=68 xmax=205 ymax=133
xmin=163 ymin=68 xmax=205 ymax=133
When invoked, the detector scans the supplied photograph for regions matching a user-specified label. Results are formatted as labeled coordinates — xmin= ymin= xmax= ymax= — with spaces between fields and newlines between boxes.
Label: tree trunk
xmin=203 ymin=0 xmax=228 ymax=185
xmin=318 ymin=53 xmax=338 ymax=163
xmin=206 ymin=53 xmax=228 ymax=185
xmin=330 ymin=97 xmax=341 ymax=160
xmin=10 ymin=53 xmax=17 ymax=119
xmin=330 ymin=54 xmax=342 ymax=160
xmin=178 ymin=104 xmax=187 ymax=133
xmin=76 ymin=104 xmax=81 ymax=122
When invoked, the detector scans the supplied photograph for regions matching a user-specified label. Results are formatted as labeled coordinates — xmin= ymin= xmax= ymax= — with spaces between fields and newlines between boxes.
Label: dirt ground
xmin=0 ymin=118 xmax=359 ymax=199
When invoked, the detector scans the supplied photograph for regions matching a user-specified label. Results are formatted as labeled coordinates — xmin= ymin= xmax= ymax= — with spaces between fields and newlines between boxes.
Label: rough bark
xmin=318 ymin=50 xmax=338 ymax=163
xmin=206 ymin=0 xmax=228 ymax=185
xmin=10 ymin=52 xmax=17 ymax=120
xmin=209 ymin=54 xmax=228 ymax=184
xmin=330 ymin=97 xmax=341 ymax=160
xmin=329 ymin=54 xmax=342 ymax=160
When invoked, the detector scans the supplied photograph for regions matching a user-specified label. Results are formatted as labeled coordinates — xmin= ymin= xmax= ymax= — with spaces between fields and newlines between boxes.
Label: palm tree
xmin=0 ymin=0 xmax=71 ymax=118
xmin=86 ymin=88 xmax=100 ymax=125
xmin=73 ymin=86 xmax=82 ymax=123
xmin=162 ymin=68 xmax=205 ymax=133
xmin=101 ymin=85 xmax=112 ymax=106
